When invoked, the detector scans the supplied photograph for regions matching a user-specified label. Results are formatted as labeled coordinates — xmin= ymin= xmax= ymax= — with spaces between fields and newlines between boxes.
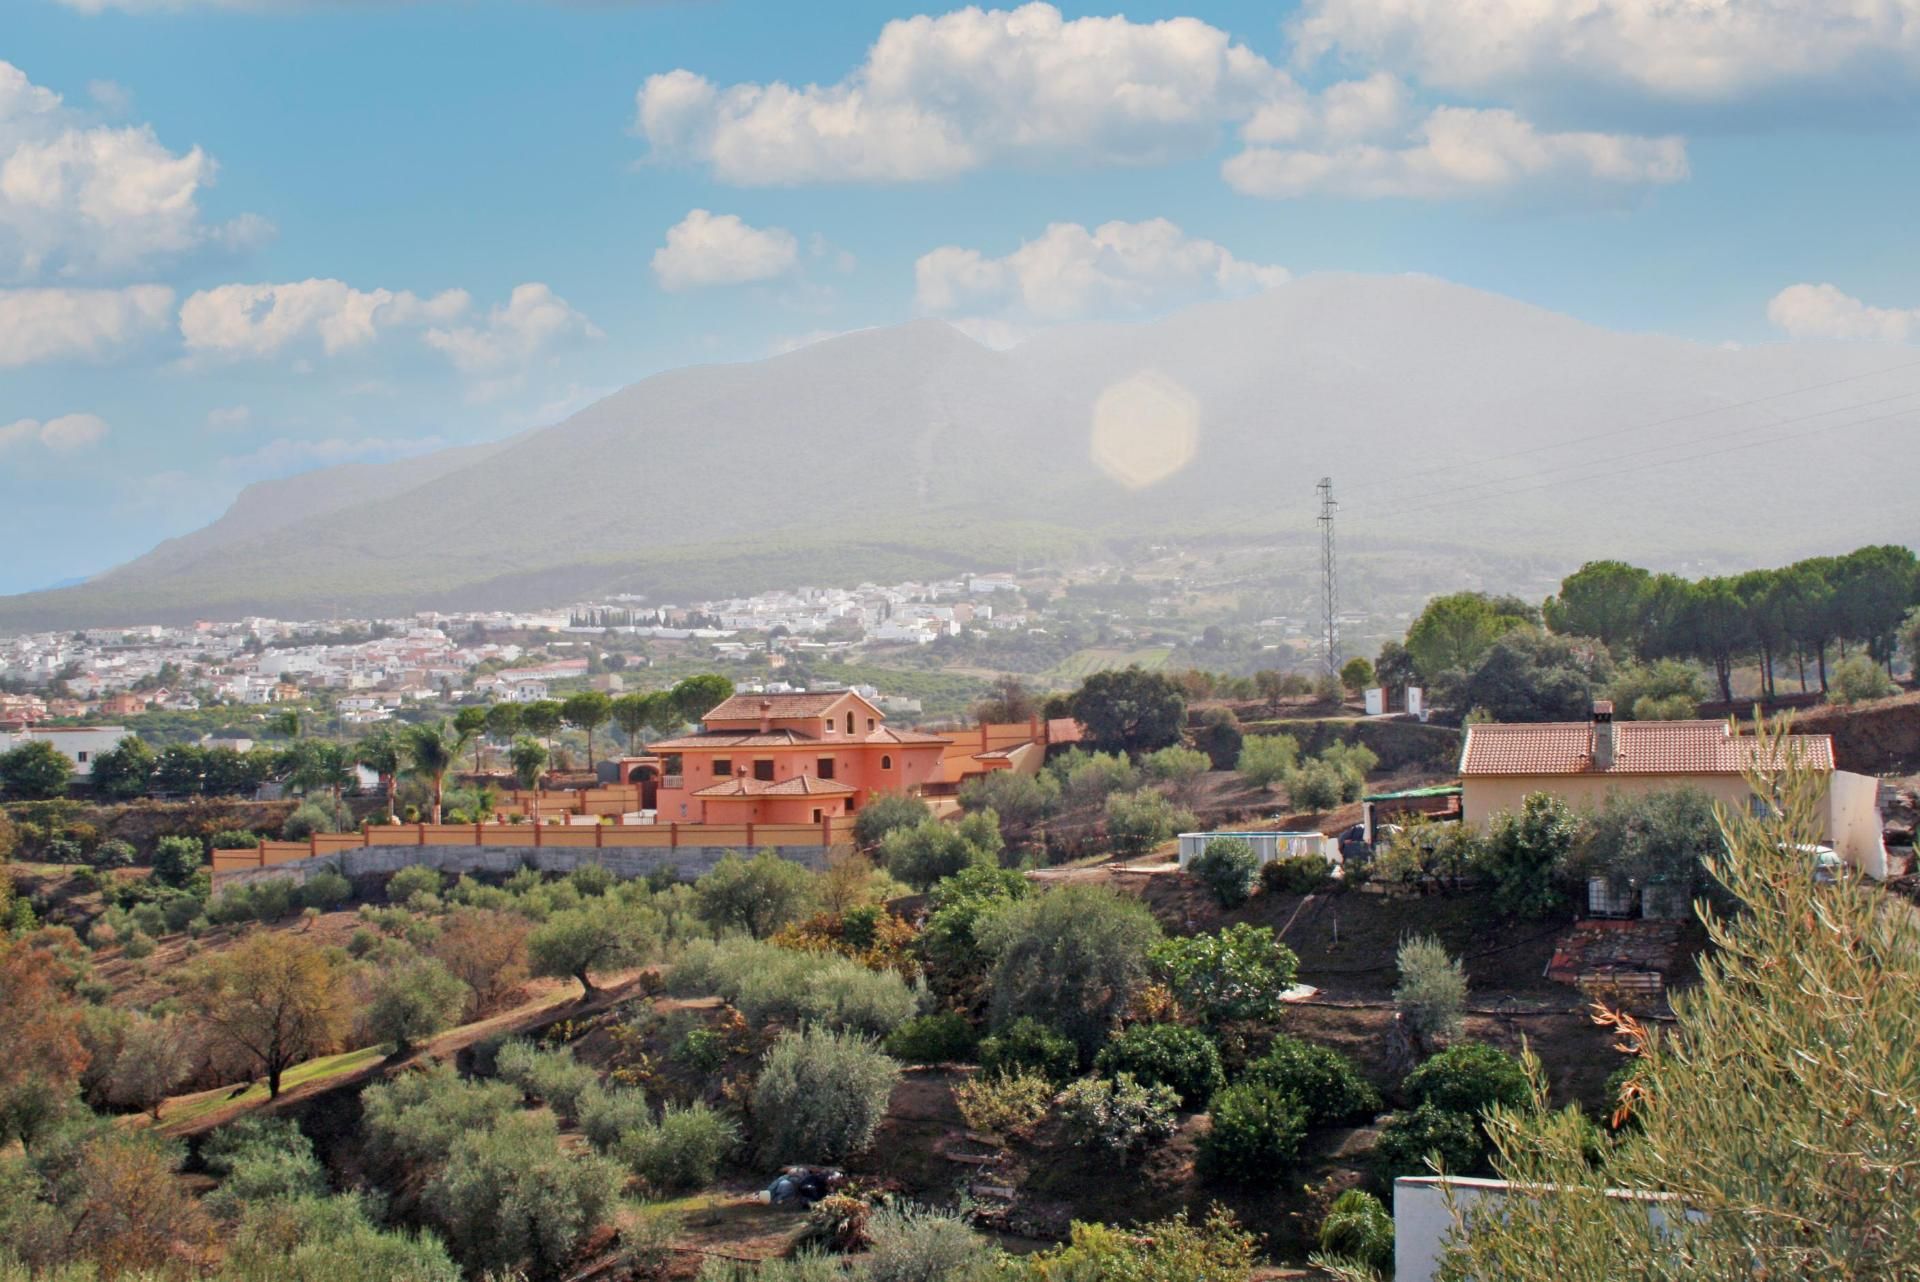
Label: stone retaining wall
xmin=215 ymin=842 xmax=837 ymax=889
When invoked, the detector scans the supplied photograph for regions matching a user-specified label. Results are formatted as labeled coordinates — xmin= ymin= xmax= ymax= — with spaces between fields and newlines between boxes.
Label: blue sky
xmin=3 ymin=0 xmax=1918 ymax=593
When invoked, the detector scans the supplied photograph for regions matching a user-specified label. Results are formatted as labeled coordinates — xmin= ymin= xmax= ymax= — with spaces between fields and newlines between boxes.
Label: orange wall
xmin=656 ymin=740 xmax=945 ymax=822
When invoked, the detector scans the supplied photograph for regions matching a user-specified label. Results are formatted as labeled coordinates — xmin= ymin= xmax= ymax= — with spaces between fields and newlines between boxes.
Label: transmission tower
xmin=1317 ymin=476 xmax=1338 ymax=675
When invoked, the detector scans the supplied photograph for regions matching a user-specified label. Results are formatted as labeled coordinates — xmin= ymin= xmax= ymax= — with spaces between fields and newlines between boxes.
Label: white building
xmin=0 ymin=726 xmax=133 ymax=777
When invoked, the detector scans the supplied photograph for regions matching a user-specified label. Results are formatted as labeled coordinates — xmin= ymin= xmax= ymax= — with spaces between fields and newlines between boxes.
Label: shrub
xmin=880 ymin=813 xmax=1003 ymax=892
xmin=203 ymin=1117 xmax=330 ymax=1218
xmin=1142 ymin=745 xmax=1210 ymax=789
xmin=694 ymin=850 xmax=818 ymax=939
xmin=1394 ymin=934 xmax=1468 ymax=1046
xmin=1236 ymin=734 xmax=1299 ymax=788
xmin=1199 ymin=1082 xmax=1309 ymax=1183
xmin=953 ymin=1069 xmax=1053 ymax=1138
xmin=1245 ymin=1036 xmax=1381 ymax=1127
xmin=1012 ymin=1208 xmax=1257 ymax=1282
xmin=577 ymin=1083 xmax=652 ymax=1151
xmin=207 ymin=879 xmax=296 ymax=925
xmin=1189 ymin=836 xmax=1258 ymax=907
xmin=151 ymin=835 xmax=204 ymax=889
xmin=616 ymin=1102 xmax=740 ymax=1192
xmin=1192 ymin=708 xmax=1244 ymax=772
xmin=362 ymin=1064 xmax=522 ymax=1167
xmin=1052 ymin=749 xmax=1138 ymax=808
xmin=699 ymin=1255 xmax=845 ymax=1282
xmin=1317 ymin=1188 xmax=1394 ymax=1273
xmin=853 ymin=793 xmax=932 ymax=851
xmin=423 ymin=1107 xmax=623 ymax=1278
xmin=1094 ymin=1023 xmax=1223 ymax=1109
xmin=365 ymin=957 xmax=469 ymax=1054
xmin=1374 ymin=1102 xmax=1488 ymax=1179
xmin=978 ymin=884 xmax=1163 ymax=1062
xmin=1829 ymin=653 xmax=1896 ymax=705
xmin=977 ymin=1017 xmax=1078 ymax=1084
xmin=865 ymin=1205 xmax=995 ymax=1282
xmin=122 ymin=930 xmax=155 ymax=960
xmin=959 ymin=769 xmax=1060 ymax=829
xmin=1284 ymin=760 xmax=1343 ymax=812
xmin=671 ymin=936 xmax=916 ymax=1035
xmin=799 ymin=961 xmax=920 ymax=1037
xmin=568 ymin=862 xmax=615 ymax=897
xmin=296 ymin=870 xmax=352 ymax=911
xmin=208 ymin=829 xmax=260 ymax=850
xmin=1149 ymin=922 xmax=1299 ymax=1026
xmin=281 ymin=800 xmax=347 ymax=841
xmin=672 ymin=1028 xmax=727 ymax=1075
xmin=1103 ymin=789 xmax=1194 ymax=860
xmin=1480 ymin=791 xmax=1580 ymax=919
xmin=495 ymin=1040 xmax=600 ymax=1120
xmin=1057 ymin=1073 xmax=1181 ymax=1159
xmin=752 ymin=1026 xmax=900 ymax=1164
xmin=1404 ymin=1042 xmax=1531 ymax=1116
xmin=1260 ymin=854 xmax=1332 ymax=895
xmin=87 ymin=839 xmax=137 ymax=870
xmin=386 ymin=865 xmax=443 ymax=905
xmin=885 ymin=1011 xmax=979 ymax=1064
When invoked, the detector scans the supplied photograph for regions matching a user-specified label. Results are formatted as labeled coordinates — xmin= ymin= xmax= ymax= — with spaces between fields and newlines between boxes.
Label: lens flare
xmin=1090 ymin=370 xmax=1200 ymax=491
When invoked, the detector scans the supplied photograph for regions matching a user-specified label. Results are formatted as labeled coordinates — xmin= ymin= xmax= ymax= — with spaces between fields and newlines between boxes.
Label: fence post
xmin=535 ymin=819 xmax=543 ymax=848
xmin=417 ymin=823 xmax=426 ymax=848
xmin=822 ymin=812 xmax=831 ymax=845
xmin=670 ymin=822 xmax=678 ymax=850
xmin=362 ymin=820 xmax=370 ymax=848
xmin=309 ymin=831 xmax=318 ymax=859
xmin=476 ymin=820 xmax=484 ymax=846
xmin=746 ymin=821 xmax=755 ymax=849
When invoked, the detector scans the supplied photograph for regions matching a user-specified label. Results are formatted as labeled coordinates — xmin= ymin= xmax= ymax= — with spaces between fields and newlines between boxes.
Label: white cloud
xmin=178 ymin=278 xmax=471 ymax=360
xmin=217 ymin=434 xmax=444 ymax=479
xmin=0 ymin=284 xmax=172 ymax=366
xmin=204 ymin=404 xmax=251 ymax=431
xmin=652 ymin=209 xmax=799 ymax=290
xmin=0 ymin=412 xmax=108 ymax=453
xmin=0 ymin=61 xmax=266 ymax=279
xmin=1767 ymin=283 xmax=1919 ymax=341
xmin=422 ymin=282 xmax=601 ymax=374
xmin=1224 ymin=106 xmax=1687 ymax=201
xmin=1291 ymin=0 xmax=1920 ymax=104
xmin=635 ymin=3 xmax=1290 ymax=184
xmin=916 ymin=218 xmax=1288 ymax=324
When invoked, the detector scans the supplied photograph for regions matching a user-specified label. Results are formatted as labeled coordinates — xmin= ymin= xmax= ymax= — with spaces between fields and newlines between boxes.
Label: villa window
xmin=868 ymin=718 xmax=876 ymax=731
xmin=846 ymin=712 xmax=855 ymax=734
xmin=812 ymin=808 xmax=823 ymax=823
xmin=711 ymin=758 xmax=732 ymax=778
xmin=823 ymin=719 xmax=835 ymax=734
xmin=818 ymin=758 xmax=836 ymax=780
xmin=754 ymin=759 xmax=775 ymax=782
xmin=881 ymin=754 xmax=893 ymax=770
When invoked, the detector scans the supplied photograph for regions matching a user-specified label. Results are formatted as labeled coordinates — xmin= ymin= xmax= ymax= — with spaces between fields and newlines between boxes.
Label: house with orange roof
xmin=635 ymin=690 xmax=951 ymax=825
xmin=1459 ymin=702 xmax=1888 ymax=877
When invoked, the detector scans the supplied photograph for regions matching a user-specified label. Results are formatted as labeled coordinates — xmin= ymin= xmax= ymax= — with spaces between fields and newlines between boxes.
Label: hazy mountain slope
xmin=4 ymin=275 xmax=1915 ymax=628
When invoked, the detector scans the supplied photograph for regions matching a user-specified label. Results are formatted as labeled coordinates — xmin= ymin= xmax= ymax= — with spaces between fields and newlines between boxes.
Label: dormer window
xmin=845 ymin=711 xmax=854 ymax=734
xmin=824 ymin=719 xmax=835 ymax=734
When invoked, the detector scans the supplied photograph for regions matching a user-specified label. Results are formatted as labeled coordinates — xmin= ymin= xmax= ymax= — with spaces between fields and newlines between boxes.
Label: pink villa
xmin=633 ymin=691 xmax=951 ymax=825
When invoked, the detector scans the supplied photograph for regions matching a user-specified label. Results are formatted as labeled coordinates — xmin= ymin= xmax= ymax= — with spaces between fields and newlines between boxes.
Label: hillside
xmin=4 ymin=274 xmax=1916 ymax=627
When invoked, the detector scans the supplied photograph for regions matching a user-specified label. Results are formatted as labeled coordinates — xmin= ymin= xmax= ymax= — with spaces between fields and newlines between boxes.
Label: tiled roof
xmin=863 ymin=726 xmax=951 ymax=746
xmin=1459 ymin=720 xmax=1835 ymax=776
xmin=692 ymin=775 xmax=857 ymax=798
xmin=646 ymin=730 xmax=816 ymax=750
xmin=703 ymin=691 xmax=862 ymax=722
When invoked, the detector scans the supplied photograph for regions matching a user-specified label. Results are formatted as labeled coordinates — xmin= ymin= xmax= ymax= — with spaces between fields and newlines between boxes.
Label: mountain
xmin=4 ymin=274 xmax=1916 ymax=628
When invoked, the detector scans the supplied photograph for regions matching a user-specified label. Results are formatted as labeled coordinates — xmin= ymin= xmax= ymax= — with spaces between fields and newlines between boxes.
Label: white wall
xmin=1829 ymin=770 xmax=1889 ymax=880
xmin=0 ymin=726 xmax=131 ymax=777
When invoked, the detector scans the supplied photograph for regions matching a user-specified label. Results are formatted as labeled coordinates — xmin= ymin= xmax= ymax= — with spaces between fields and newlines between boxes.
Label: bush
xmin=1012 ymin=1208 xmax=1257 ymax=1282
xmin=1052 ymin=749 xmax=1138 ymax=808
xmin=853 ymin=793 xmax=932 ymax=850
xmin=865 ymin=1205 xmax=994 ymax=1282
xmin=365 ymin=957 xmax=469 ymax=1054
xmin=976 ymin=1016 xmax=1078 ymax=1084
xmin=1317 ymin=1189 xmax=1394 ymax=1273
xmin=694 ymin=850 xmax=818 ymax=939
xmin=568 ymin=862 xmax=615 ymax=897
xmin=1404 ymin=1042 xmax=1531 ymax=1116
xmin=1236 ymin=734 xmax=1299 ymax=788
xmin=1094 ymin=1023 xmax=1223 ymax=1109
xmin=296 ymin=869 xmax=352 ymax=911
xmin=670 ymin=937 xmax=916 ymax=1036
xmin=1057 ymin=1073 xmax=1181 ymax=1159
xmin=203 ymin=1117 xmax=330 ymax=1218
xmin=281 ymin=799 xmax=349 ymax=841
xmin=1103 ymin=789 xmax=1193 ymax=860
xmin=151 ymin=835 xmax=203 ymax=889
xmin=122 ymin=930 xmax=155 ymax=960
xmin=207 ymin=878 xmax=296 ymax=925
xmin=953 ymin=1069 xmax=1053 ymax=1138
xmin=423 ymin=1107 xmax=623 ymax=1278
xmin=880 ymin=812 xmax=1003 ymax=891
xmin=752 ymin=1026 xmax=901 ymax=1164
xmin=1374 ymin=1102 xmax=1488 ymax=1179
xmin=1394 ymin=934 xmax=1468 ymax=1046
xmin=1188 ymin=837 xmax=1257 ymax=908
xmin=885 ymin=1011 xmax=979 ymax=1064
xmin=209 ymin=829 xmax=260 ymax=850
xmin=1244 ymin=1036 xmax=1380 ymax=1127
xmin=958 ymin=770 xmax=1059 ymax=829
xmin=362 ymin=1064 xmax=522 ymax=1167
xmin=1480 ymin=791 xmax=1580 ymax=919
xmin=1199 ymin=1082 xmax=1309 ymax=1183
xmin=1284 ymin=760 xmax=1344 ymax=812
xmin=978 ymin=884 xmax=1163 ymax=1062
xmin=616 ymin=1102 xmax=740 ymax=1192
xmin=1149 ymin=922 xmax=1299 ymax=1026
xmin=577 ymin=1083 xmax=652 ymax=1151
xmin=1829 ymin=653 xmax=1896 ymax=705
xmin=1260 ymin=854 xmax=1332 ymax=895
xmin=495 ymin=1040 xmax=600 ymax=1120
xmin=799 ymin=962 xmax=920 ymax=1038
xmin=1142 ymin=745 xmax=1210 ymax=789
xmin=386 ymin=865 xmax=443 ymax=905
xmin=1192 ymin=708 xmax=1244 ymax=772
xmin=87 ymin=839 xmax=137 ymax=870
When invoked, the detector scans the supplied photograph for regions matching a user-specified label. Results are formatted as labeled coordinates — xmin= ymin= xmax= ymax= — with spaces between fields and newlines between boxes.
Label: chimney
xmin=758 ymin=700 xmax=773 ymax=735
xmin=1591 ymin=700 xmax=1615 ymax=770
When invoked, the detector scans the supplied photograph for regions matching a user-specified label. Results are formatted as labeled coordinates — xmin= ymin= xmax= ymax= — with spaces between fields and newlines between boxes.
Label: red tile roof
xmin=862 ymin=726 xmax=950 ymax=746
xmin=1460 ymin=719 xmax=1835 ymax=776
xmin=703 ymin=691 xmax=868 ymax=722
xmin=647 ymin=726 xmax=950 ymax=751
xmin=692 ymin=775 xmax=856 ymax=798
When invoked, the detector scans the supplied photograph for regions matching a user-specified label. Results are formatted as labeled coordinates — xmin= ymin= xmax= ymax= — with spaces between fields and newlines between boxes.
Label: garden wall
xmin=213 ymin=841 xmax=837 ymax=890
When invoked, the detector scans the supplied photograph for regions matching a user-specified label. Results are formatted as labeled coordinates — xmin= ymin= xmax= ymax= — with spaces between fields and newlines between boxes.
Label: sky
xmin=2 ymin=0 xmax=1918 ymax=594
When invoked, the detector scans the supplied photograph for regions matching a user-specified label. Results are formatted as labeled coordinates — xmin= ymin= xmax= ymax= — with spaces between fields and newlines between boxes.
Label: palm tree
xmin=305 ymin=741 xmax=356 ymax=801
xmin=403 ymin=722 xmax=456 ymax=824
xmin=357 ymin=728 xmax=404 ymax=821
xmin=508 ymin=736 xmax=548 ymax=790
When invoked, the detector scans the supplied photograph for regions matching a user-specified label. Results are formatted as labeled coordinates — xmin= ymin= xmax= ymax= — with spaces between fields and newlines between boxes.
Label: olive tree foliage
xmin=1067 ymin=667 xmax=1188 ymax=756
xmin=528 ymin=895 xmax=662 ymax=995
xmin=1103 ymin=789 xmax=1194 ymax=860
xmin=977 ymin=884 xmax=1163 ymax=1062
xmin=751 ymin=1026 xmax=901 ymax=1164
xmin=852 ymin=793 xmax=931 ymax=851
xmin=693 ymin=850 xmax=818 ymax=939
xmin=1438 ymin=733 xmax=1920 ymax=1282
xmin=365 ymin=957 xmax=470 ymax=1054
xmin=1573 ymin=787 xmax=1723 ymax=895
xmin=1393 ymin=934 xmax=1466 ymax=1049
xmin=880 ymin=812 xmax=1003 ymax=891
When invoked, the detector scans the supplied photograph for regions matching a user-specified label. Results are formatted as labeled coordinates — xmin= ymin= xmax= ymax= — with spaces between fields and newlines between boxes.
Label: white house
xmin=0 ymin=726 xmax=133 ymax=777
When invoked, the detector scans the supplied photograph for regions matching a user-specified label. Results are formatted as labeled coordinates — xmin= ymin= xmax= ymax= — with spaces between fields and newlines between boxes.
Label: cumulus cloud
xmin=635 ymin=3 xmax=1290 ymax=184
xmin=0 ymin=61 xmax=266 ymax=279
xmin=915 ymin=218 xmax=1288 ymax=326
xmin=652 ymin=209 xmax=800 ymax=290
xmin=422 ymin=282 xmax=601 ymax=374
xmin=178 ymin=278 xmax=471 ymax=359
xmin=1224 ymin=106 xmax=1687 ymax=201
xmin=0 ymin=412 xmax=109 ymax=453
xmin=204 ymin=404 xmax=251 ymax=431
xmin=1767 ymin=283 xmax=1919 ymax=341
xmin=1291 ymin=0 xmax=1920 ymax=104
xmin=0 ymin=284 xmax=173 ymax=366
